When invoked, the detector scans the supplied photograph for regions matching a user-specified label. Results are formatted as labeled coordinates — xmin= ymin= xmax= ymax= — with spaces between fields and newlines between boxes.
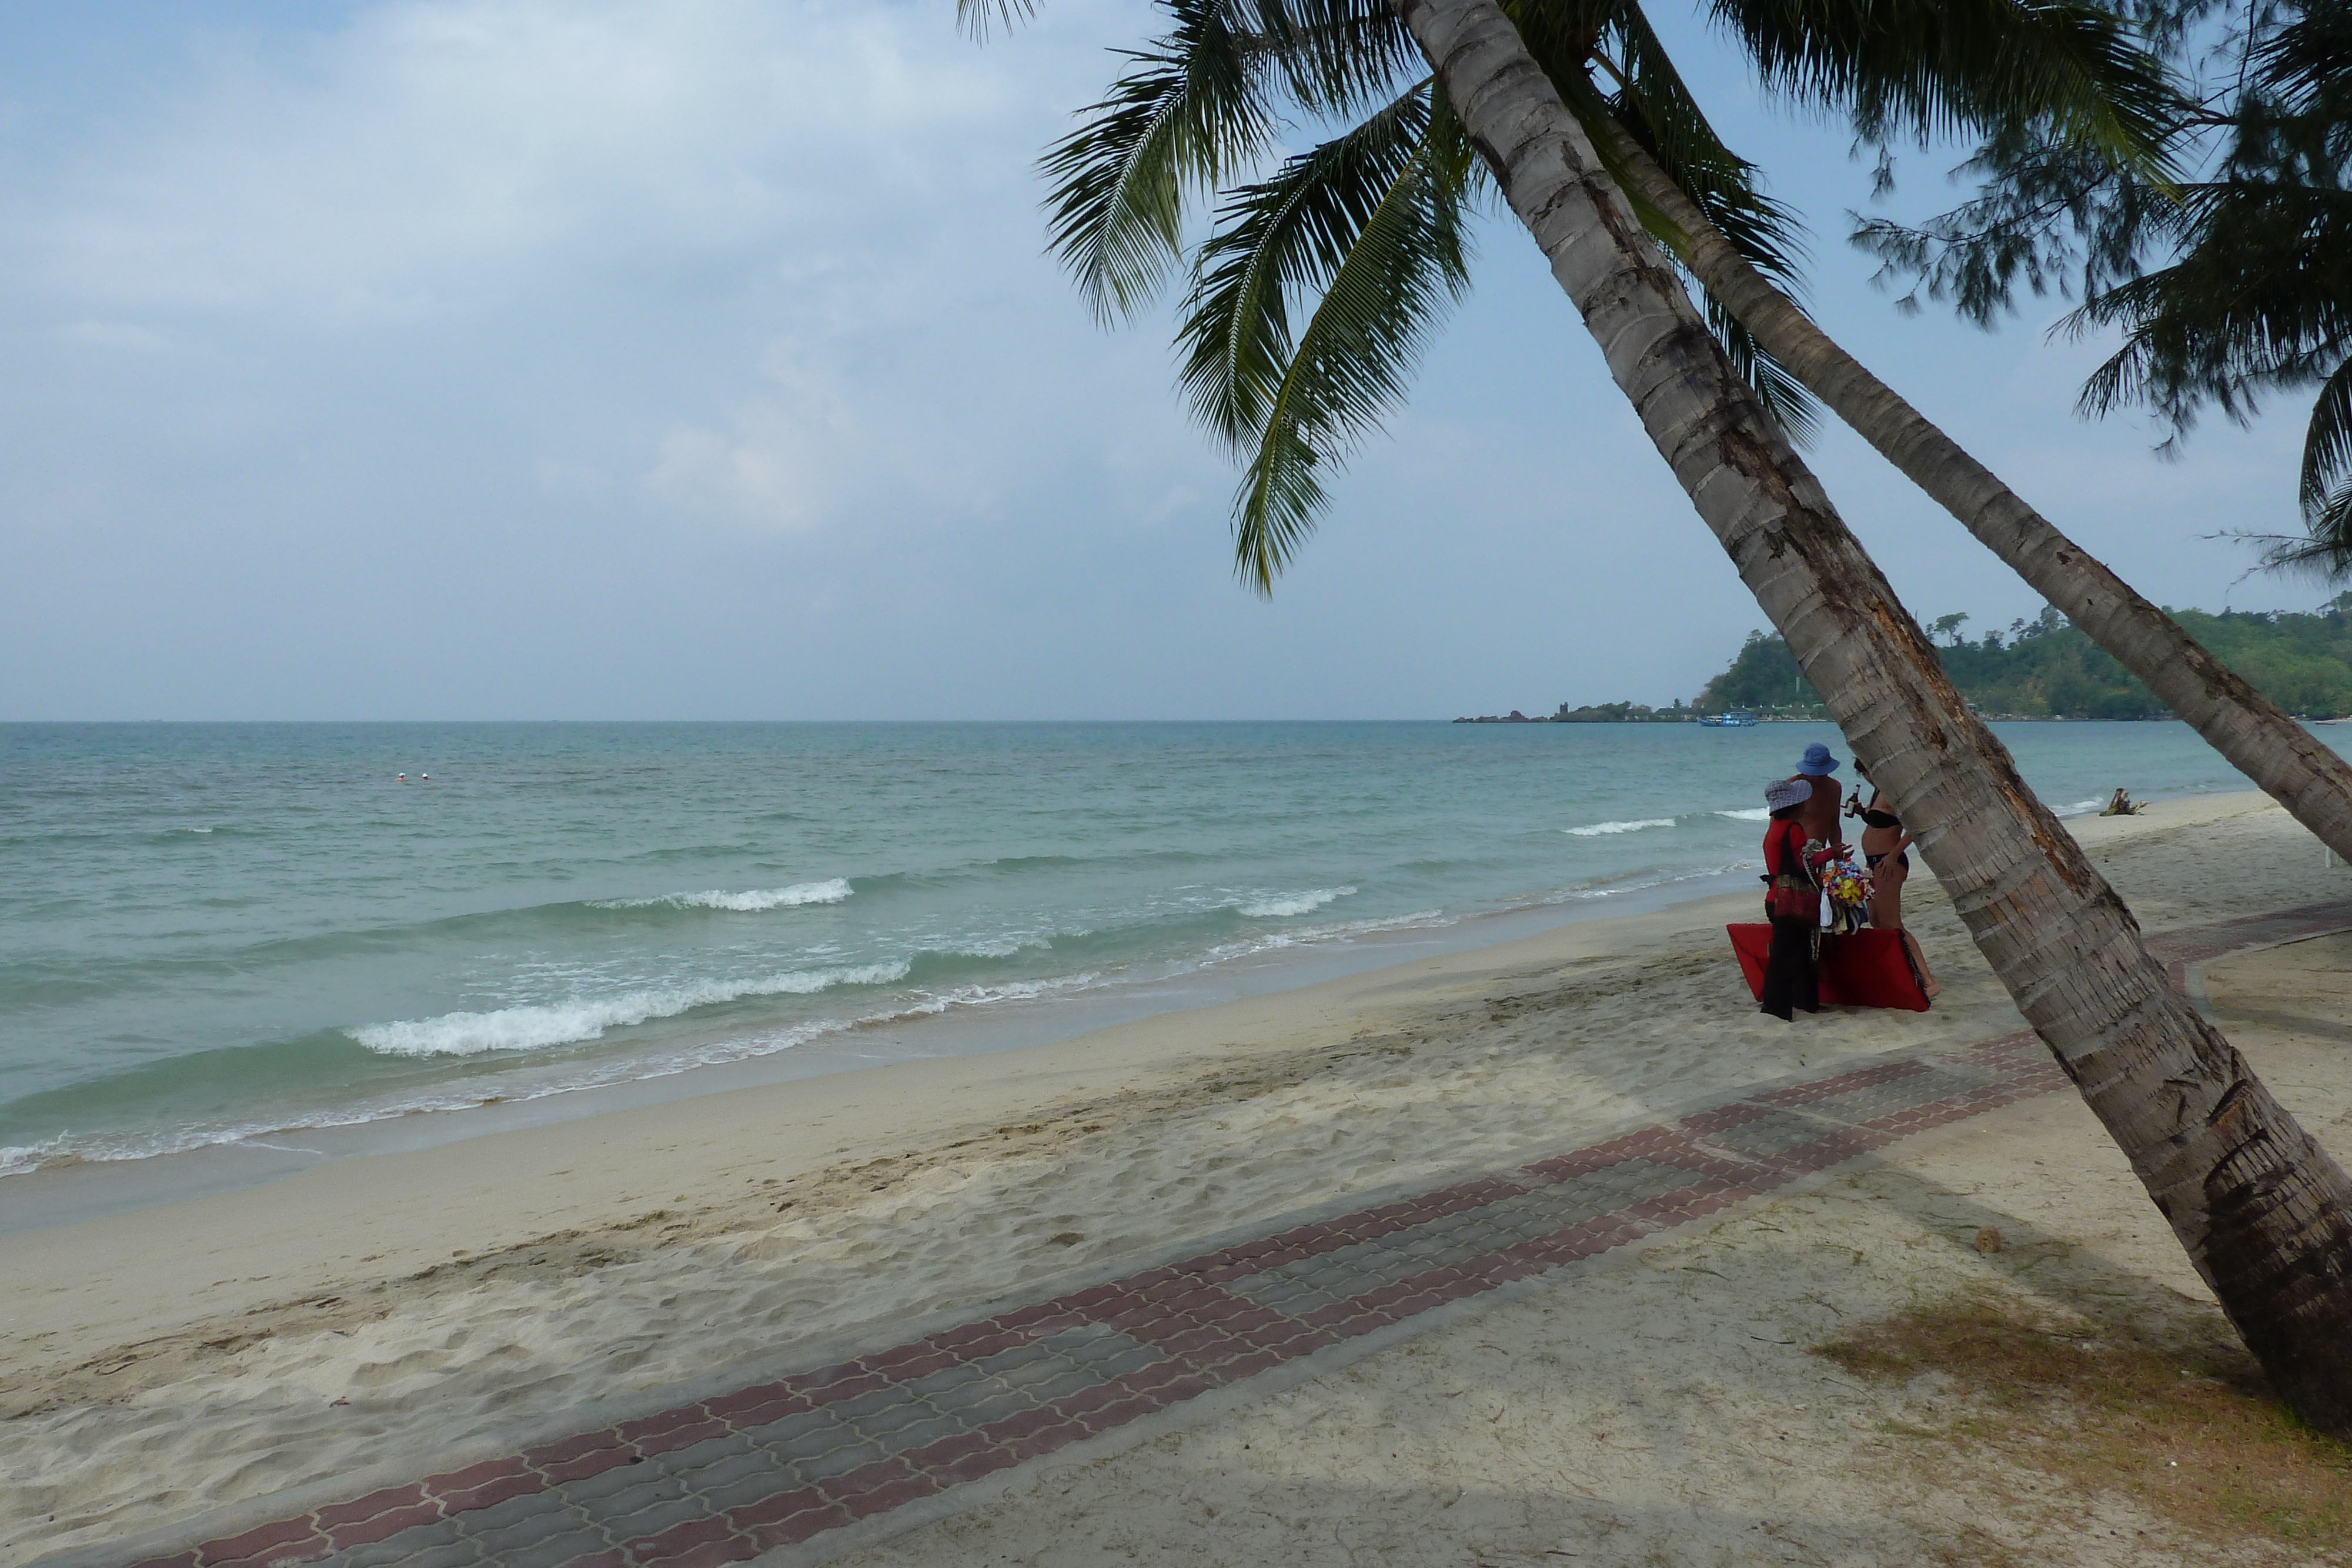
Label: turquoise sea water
xmin=2 ymin=720 xmax=2337 ymax=1179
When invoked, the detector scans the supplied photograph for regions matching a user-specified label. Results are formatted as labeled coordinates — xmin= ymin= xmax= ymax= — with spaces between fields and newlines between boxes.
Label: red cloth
xmin=1727 ymin=925 xmax=1929 ymax=1011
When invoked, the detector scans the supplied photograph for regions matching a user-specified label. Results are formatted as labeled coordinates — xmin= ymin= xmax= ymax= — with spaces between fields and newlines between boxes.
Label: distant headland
xmin=1460 ymin=597 xmax=2352 ymax=724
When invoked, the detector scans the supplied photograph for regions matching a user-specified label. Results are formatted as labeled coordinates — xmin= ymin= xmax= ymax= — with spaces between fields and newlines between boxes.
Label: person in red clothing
xmin=1758 ymin=777 xmax=1819 ymax=1020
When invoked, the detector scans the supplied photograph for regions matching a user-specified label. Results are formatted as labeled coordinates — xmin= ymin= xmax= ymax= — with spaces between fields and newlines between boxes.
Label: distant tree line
xmin=1696 ymin=596 xmax=2352 ymax=721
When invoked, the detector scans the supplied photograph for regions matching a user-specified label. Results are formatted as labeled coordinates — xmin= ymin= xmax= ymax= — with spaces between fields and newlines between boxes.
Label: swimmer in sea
xmin=396 ymin=774 xmax=407 ymax=783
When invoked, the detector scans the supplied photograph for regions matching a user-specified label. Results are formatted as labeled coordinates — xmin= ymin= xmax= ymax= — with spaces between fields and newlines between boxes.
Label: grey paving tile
xmin=977 ymin=1340 xmax=1055 ymax=1376
xmin=906 ymin=1362 xmax=992 ymax=1400
xmin=493 ymin=1526 xmax=615 ymax=1568
xmin=647 ymin=1432 xmax=756 ymax=1490
xmin=854 ymin=1399 xmax=955 ymax=1441
xmin=459 ymin=1497 xmax=594 ymax=1558
xmin=877 ymin=1411 xmax=970 ymax=1452
xmin=766 ymin=1420 xmax=863 ymax=1468
xmin=447 ymin=1488 xmax=567 ymax=1539
xmin=988 ymin=1354 xmax=1085 ymax=1392
xmin=596 ymin=1492 xmax=706 ymax=1544
xmin=830 ymin=1386 xmax=916 ymax=1423
xmin=694 ymin=1459 xmax=806 ymax=1514
xmin=950 ymin=1385 xmax=1043 ymax=1426
xmin=566 ymin=1472 xmax=687 ymax=1532
xmin=551 ymin=1455 xmax=660 ymax=1506
xmin=917 ymin=1376 xmax=1028 ymax=1422
xmin=335 ymin=1519 xmax=470 ymax=1568
xmin=1702 ymin=1109 xmax=1836 ymax=1161
xmin=1228 ymin=1159 xmax=1696 ymax=1318
xmin=369 ymin=1541 xmax=485 ymax=1568
xmin=793 ymin=1437 xmax=890 ymax=1481
xmin=1800 ymin=1066 xmax=1993 ymax=1124
xmin=741 ymin=1406 xmax=850 ymax=1450
xmin=685 ymin=1446 xmax=793 ymax=1499
xmin=1087 ymin=1343 xmax=1165 ymax=1380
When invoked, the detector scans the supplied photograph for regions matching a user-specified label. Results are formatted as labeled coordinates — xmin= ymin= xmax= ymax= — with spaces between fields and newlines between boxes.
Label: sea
xmin=2 ymin=720 xmax=2334 ymax=1216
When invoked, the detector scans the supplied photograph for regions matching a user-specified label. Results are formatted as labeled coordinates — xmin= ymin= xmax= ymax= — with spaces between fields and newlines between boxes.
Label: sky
xmin=0 ymin=0 xmax=2328 ymax=720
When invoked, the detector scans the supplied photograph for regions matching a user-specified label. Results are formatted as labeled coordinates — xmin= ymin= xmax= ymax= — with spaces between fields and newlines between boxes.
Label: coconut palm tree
xmin=971 ymin=0 xmax=2352 ymax=1428
xmin=1043 ymin=0 xmax=2352 ymax=862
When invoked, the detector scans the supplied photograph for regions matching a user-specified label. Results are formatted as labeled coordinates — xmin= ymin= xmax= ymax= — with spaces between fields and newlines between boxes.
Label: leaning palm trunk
xmin=1393 ymin=0 xmax=2352 ymax=1429
xmin=1598 ymin=125 xmax=2352 ymax=864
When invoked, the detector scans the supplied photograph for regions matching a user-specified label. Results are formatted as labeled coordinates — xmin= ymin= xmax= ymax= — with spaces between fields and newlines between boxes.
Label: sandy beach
xmin=8 ymin=790 xmax=2352 ymax=1567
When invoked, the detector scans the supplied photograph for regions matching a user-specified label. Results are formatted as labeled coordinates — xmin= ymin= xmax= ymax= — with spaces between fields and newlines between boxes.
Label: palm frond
xmin=957 ymin=0 xmax=1037 ymax=42
xmin=1251 ymin=0 xmax=1423 ymax=119
xmin=1173 ymin=83 xmax=1475 ymax=591
xmin=2302 ymin=355 xmax=2352 ymax=527
xmin=1608 ymin=4 xmax=1813 ymax=299
xmin=1562 ymin=20 xmax=1823 ymax=439
xmin=1709 ymin=0 xmax=2186 ymax=182
xmin=1040 ymin=0 xmax=1278 ymax=325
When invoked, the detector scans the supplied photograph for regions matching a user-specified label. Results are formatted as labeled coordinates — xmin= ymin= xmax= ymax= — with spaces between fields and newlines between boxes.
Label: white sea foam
xmin=1234 ymin=885 xmax=1357 ymax=918
xmin=1565 ymin=818 xmax=1676 ymax=837
xmin=2057 ymin=798 xmax=2108 ymax=817
xmin=348 ymin=961 xmax=908 ymax=1057
xmin=1716 ymin=807 xmax=1771 ymax=821
xmin=593 ymin=878 xmax=852 ymax=912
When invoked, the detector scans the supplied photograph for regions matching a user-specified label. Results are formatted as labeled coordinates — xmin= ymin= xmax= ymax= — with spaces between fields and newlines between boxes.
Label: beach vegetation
xmin=1822 ymin=1290 xmax=2352 ymax=1557
xmin=984 ymin=0 xmax=2352 ymax=1433
xmin=1700 ymin=593 xmax=2352 ymax=720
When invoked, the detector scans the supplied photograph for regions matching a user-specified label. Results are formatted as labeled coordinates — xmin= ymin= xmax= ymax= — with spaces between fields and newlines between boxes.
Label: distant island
xmin=1459 ymin=596 xmax=2352 ymax=723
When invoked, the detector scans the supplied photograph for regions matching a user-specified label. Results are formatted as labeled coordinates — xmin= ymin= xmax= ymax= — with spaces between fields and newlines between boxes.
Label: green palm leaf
xmin=1038 ymin=0 xmax=1423 ymax=326
xmin=1174 ymin=82 xmax=1477 ymax=590
xmin=1553 ymin=9 xmax=1824 ymax=437
xmin=1709 ymin=0 xmax=2183 ymax=180
xmin=1040 ymin=1 xmax=1279 ymax=325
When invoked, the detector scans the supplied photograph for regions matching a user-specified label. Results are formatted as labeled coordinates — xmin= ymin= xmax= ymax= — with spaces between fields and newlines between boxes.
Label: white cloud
xmin=11 ymin=0 xmax=1055 ymax=324
xmin=54 ymin=319 xmax=172 ymax=351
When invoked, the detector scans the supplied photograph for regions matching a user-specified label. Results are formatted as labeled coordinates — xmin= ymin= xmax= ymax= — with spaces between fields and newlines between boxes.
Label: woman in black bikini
xmin=1851 ymin=764 xmax=1939 ymax=998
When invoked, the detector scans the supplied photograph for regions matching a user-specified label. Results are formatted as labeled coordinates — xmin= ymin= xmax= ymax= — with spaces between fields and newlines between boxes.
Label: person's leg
xmin=1866 ymin=856 xmax=1897 ymax=931
xmin=1760 ymin=915 xmax=1796 ymax=1018
xmin=1882 ymin=860 xmax=1940 ymax=998
xmin=1793 ymin=918 xmax=1819 ymax=1013
xmin=1761 ymin=915 xmax=1816 ymax=1018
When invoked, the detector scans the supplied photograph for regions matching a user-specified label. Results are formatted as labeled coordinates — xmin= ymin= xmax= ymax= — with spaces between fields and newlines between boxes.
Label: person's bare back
xmin=1788 ymin=742 xmax=1845 ymax=850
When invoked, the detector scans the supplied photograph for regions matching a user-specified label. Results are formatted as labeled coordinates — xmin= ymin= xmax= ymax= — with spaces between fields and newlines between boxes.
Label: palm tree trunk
xmin=1599 ymin=121 xmax=2352 ymax=862
xmin=1391 ymin=0 xmax=2352 ymax=1430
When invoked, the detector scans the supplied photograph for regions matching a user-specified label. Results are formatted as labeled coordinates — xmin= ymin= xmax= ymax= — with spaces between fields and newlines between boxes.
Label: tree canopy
xmin=1857 ymin=0 xmax=2351 ymax=576
xmin=1696 ymin=594 xmax=2352 ymax=718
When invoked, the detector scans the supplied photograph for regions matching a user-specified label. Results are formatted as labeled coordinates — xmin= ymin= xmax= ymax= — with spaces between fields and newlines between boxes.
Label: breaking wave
xmin=1565 ymin=818 xmax=1676 ymax=837
xmin=592 ymin=878 xmax=852 ymax=912
xmin=348 ymin=961 xmax=908 ymax=1057
xmin=1234 ymin=886 xmax=1356 ymax=918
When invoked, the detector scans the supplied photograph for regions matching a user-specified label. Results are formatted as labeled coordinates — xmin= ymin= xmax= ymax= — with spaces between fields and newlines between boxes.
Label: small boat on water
xmin=1697 ymin=710 xmax=1759 ymax=728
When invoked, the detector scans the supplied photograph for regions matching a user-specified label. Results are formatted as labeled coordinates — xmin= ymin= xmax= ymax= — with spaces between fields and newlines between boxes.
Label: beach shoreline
xmin=6 ymin=788 xmax=2348 ymax=1566
xmin=0 ymin=859 xmax=1770 ymax=1236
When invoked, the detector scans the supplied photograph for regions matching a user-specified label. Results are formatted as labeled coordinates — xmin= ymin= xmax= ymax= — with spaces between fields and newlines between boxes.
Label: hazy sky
xmin=0 ymin=1 xmax=2324 ymax=720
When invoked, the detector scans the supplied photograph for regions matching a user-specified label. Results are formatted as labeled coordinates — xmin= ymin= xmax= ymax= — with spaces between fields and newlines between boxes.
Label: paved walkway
xmin=99 ymin=902 xmax=2351 ymax=1568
